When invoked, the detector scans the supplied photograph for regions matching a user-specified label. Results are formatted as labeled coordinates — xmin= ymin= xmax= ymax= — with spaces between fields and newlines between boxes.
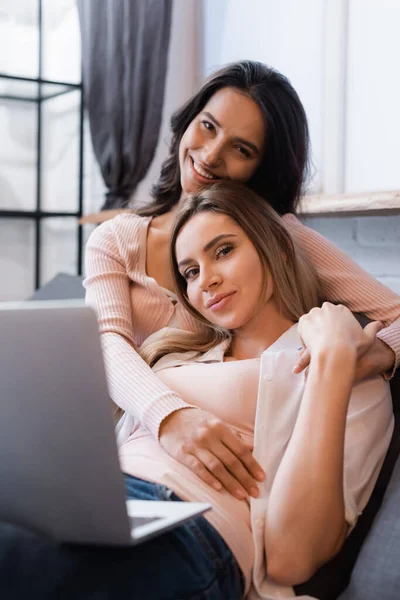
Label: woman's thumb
xmin=364 ymin=320 xmax=383 ymax=341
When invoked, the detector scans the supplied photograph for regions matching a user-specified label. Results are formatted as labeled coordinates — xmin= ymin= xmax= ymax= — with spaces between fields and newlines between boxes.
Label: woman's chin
xmin=180 ymin=162 xmax=217 ymax=194
xmin=182 ymin=175 xmax=207 ymax=195
xmin=207 ymin=316 xmax=243 ymax=331
xmin=180 ymin=175 xmax=199 ymax=195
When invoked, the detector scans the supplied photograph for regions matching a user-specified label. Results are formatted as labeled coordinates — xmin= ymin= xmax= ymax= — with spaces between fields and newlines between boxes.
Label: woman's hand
xmin=294 ymin=341 xmax=393 ymax=381
xmin=295 ymin=303 xmax=383 ymax=366
xmin=294 ymin=321 xmax=392 ymax=382
xmin=158 ymin=408 xmax=265 ymax=500
xmin=353 ymin=337 xmax=395 ymax=381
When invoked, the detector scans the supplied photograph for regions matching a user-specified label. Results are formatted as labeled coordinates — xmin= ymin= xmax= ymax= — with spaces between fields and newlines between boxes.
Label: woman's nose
xmin=202 ymin=141 xmax=223 ymax=168
xmin=199 ymin=269 xmax=221 ymax=291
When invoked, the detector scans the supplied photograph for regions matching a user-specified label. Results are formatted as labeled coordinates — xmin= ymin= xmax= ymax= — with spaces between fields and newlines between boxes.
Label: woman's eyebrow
xmin=178 ymin=234 xmax=237 ymax=268
xmin=202 ymin=111 xmax=260 ymax=155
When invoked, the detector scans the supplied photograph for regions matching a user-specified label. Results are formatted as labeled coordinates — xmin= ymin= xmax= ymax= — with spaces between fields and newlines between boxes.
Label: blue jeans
xmin=0 ymin=475 xmax=245 ymax=599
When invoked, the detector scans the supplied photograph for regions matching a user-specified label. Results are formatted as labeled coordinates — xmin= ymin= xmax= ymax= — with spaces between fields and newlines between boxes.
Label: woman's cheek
xmin=183 ymin=122 xmax=199 ymax=147
xmin=187 ymin=287 xmax=200 ymax=313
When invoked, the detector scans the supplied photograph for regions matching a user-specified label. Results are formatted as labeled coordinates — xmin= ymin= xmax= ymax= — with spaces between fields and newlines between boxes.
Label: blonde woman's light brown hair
xmin=139 ymin=180 xmax=322 ymax=369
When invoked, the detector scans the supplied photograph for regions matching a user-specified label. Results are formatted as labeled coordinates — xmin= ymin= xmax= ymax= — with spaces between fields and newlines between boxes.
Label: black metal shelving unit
xmin=0 ymin=0 xmax=84 ymax=290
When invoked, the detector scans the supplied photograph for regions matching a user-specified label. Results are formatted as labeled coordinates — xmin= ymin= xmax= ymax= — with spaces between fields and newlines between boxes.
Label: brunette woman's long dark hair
xmin=137 ymin=61 xmax=310 ymax=218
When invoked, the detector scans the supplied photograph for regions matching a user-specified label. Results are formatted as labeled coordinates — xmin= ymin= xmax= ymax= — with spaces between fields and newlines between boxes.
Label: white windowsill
xmin=298 ymin=190 xmax=400 ymax=217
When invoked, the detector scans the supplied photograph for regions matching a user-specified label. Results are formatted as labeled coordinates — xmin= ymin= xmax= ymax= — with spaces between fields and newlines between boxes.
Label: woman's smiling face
xmin=175 ymin=211 xmax=273 ymax=331
xmin=178 ymin=87 xmax=265 ymax=195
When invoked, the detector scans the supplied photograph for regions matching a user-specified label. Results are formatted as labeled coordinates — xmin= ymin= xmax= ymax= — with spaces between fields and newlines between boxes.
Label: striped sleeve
xmin=83 ymin=216 xmax=195 ymax=439
xmin=284 ymin=213 xmax=400 ymax=375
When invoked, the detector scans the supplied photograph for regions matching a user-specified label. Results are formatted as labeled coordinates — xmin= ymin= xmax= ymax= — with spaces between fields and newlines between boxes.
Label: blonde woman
xmin=115 ymin=181 xmax=393 ymax=598
xmin=2 ymin=181 xmax=392 ymax=600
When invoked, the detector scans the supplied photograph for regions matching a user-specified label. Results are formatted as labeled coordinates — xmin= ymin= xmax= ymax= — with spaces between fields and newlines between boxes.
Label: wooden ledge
xmin=299 ymin=190 xmax=400 ymax=217
xmin=79 ymin=190 xmax=400 ymax=224
xmin=79 ymin=208 xmax=134 ymax=225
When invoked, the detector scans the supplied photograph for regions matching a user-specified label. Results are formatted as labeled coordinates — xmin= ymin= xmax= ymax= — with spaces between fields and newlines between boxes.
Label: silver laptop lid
xmin=0 ymin=301 xmax=132 ymax=545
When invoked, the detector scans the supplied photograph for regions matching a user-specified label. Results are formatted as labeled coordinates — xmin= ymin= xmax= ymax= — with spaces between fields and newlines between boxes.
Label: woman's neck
xmin=230 ymin=303 xmax=295 ymax=361
xmin=150 ymin=193 xmax=186 ymax=235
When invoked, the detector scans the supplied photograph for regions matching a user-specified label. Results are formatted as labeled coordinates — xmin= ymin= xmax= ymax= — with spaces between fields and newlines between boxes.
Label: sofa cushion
xmin=29 ymin=273 xmax=85 ymax=302
xmin=337 ymin=452 xmax=400 ymax=600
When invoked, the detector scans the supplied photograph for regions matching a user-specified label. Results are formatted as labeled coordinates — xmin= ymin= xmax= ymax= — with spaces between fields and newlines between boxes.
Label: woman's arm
xmin=284 ymin=214 xmax=400 ymax=378
xmin=84 ymin=217 xmax=193 ymax=440
xmin=264 ymin=304 xmax=382 ymax=585
xmin=85 ymin=217 xmax=264 ymax=496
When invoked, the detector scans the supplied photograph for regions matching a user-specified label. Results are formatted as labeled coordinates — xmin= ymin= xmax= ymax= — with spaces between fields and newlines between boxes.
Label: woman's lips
xmin=208 ymin=292 xmax=236 ymax=312
xmin=189 ymin=156 xmax=218 ymax=184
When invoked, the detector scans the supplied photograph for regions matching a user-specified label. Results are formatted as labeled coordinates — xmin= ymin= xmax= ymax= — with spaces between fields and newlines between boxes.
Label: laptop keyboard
xmin=130 ymin=516 xmax=162 ymax=528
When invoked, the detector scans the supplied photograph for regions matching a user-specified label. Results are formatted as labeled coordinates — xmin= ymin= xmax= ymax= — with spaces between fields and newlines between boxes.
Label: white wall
xmin=202 ymin=0 xmax=400 ymax=294
xmin=345 ymin=0 xmax=400 ymax=193
xmin=308 ymin=0 xmax=400 ymax=295
xmin=203 ymin=0 xmax=324 ymax=193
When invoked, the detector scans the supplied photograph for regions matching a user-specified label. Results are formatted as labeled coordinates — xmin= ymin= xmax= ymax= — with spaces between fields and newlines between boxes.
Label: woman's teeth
xmin=192 ymin=160 xmax=216 ymax=180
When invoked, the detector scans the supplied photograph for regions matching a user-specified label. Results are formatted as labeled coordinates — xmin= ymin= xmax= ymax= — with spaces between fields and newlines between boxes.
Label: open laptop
xmin=0 ymin=300 xmax=210 ymax=546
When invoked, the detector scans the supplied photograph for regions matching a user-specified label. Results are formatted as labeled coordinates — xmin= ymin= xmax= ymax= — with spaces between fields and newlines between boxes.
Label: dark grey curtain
xmin=76 ymin=0 xmax=173 ymax=209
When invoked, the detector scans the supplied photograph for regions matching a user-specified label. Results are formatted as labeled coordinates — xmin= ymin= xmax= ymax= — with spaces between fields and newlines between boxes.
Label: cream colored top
xmin=119 ymin=324 xmax=394 ymax=599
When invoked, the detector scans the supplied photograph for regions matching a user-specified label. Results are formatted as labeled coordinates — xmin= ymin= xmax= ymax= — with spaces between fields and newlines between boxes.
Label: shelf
xmin=0 ymin=73 xmax=81 ymax=102
xmin=299 ymin=190 xmax=400 ymax=217
xmin=78 ymin=190 xmax=400 ymax=226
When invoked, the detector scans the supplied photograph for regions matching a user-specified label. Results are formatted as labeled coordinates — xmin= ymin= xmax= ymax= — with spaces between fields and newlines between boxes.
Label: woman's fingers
xmin=183 ymin=452 xmax=223 ymax=491
xmin=159 ymin=408 xmax=264 ymax=499
xmin=193 ymin=418 xmax=265 ymax=495
xmin=194 ymin=423 xmax=264 ymax=497
xmin=180 ymin=438 xmax=259 ymax=499
xmin=293 ymin=318 xmax=384 ymax=381
xmin=361 ymin=321 xmax=383 ymax=355
xmin=293 ymin=348 xmax=310 ymax=374
xmin=221 ymin=428 xmax=265 ymax=482
xmin=208 ymin=441 xmax=261 ymax=498
xmin=232 ymin=428 xmax=254 ymax=451
xmin=195 ymin=448 xmax=249 ymax=499
xmin=295 ymin=319 xmax=383 ymax=369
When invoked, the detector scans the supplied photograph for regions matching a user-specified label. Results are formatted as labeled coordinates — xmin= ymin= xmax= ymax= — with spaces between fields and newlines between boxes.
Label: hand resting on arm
xmin=293 ymin=321 xmax=391 ymax=381
xmin=159 ymin=408 xmax=265 ymax=500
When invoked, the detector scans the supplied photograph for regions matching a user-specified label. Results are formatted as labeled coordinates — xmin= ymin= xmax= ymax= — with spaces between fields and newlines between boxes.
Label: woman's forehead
xmin=203 ymin=88 xmax=265 ymax=146
xmin=176 ymin=212 xmax=241 ymax=256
